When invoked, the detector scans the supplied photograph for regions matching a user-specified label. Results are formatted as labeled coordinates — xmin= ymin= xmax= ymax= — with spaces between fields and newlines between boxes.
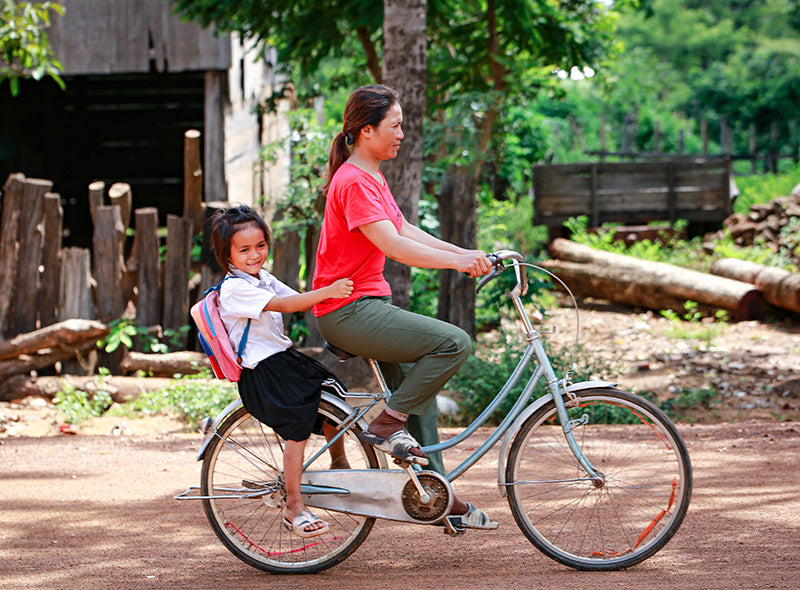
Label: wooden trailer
xmin=532 ymin=158 xmax=734 ymax=239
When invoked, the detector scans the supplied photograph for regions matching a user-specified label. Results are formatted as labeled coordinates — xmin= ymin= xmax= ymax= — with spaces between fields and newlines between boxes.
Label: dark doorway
xmin=0 ymin=72 xmax=205 ymax=247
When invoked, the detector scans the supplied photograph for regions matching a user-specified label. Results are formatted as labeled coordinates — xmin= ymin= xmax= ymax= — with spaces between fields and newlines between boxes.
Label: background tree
xmin=381 ymin=0 xmax=427 ymax=311
xmin=170 ymin=0 xmax=626 ymax=334
xmin=0 ymin=1 xmax=65 ymax=96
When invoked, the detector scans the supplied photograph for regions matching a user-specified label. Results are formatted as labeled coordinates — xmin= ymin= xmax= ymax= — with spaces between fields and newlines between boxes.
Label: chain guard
xmin=401 ymin=471 xmax=452 ymax=523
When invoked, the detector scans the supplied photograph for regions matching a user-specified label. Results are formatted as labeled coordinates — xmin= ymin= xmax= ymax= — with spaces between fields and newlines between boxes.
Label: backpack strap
xmin=210 ymin=274 xmax=251 ymax=364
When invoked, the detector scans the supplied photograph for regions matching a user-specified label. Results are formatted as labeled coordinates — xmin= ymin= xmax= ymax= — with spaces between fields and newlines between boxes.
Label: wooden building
xmin=0 ymin=0 xmax=288 ymax=247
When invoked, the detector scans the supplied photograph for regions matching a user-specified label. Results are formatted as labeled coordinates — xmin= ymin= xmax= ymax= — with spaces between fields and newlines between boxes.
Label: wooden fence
xmin=0 ymin=130 xmax=217 ymax=376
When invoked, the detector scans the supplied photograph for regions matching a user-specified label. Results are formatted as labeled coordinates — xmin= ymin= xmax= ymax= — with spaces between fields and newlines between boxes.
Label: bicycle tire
xmin=505 ymin=388 xmax=692 ymax=570
xmin=200 ymin=399 xmax=379 ymax=574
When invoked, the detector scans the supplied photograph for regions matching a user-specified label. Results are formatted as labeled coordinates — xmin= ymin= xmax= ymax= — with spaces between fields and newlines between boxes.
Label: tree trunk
xmin=545 ymin=239 xmax=764 ymax=320
xmin=436 ymin=166 xmax=479 ymax=337
xmin=711 ymin=258 xmax=800 ymax=314
xmin=381 ymin=0 xmax=426 ymax=311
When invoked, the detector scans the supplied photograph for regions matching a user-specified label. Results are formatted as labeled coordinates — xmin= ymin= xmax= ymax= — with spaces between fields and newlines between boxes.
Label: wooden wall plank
xmin=49 ymin=0 xmax=231 ymax=74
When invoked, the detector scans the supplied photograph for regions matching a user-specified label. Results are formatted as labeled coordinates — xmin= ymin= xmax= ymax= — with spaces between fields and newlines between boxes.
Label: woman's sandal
xmin=447 ymin=503 xmax=499 ymax=530
xmin=358 ymin=429 xmax=430 ymax=466
xmin=283 ymin=509 xmax=330 ymax=539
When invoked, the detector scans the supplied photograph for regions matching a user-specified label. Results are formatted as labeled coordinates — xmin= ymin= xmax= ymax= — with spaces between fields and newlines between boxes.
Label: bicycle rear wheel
xmin=201 ymin=398 xmax=379 ymax=574
xmin=505 ymin=388 xmax=691 ymax=570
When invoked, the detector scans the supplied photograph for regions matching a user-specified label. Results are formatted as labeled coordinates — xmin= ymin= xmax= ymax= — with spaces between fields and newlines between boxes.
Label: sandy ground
xmin=2 ymin=302 xmax=800 ymax=589
xmin=1 ymin=421 xmax=799 ymax=590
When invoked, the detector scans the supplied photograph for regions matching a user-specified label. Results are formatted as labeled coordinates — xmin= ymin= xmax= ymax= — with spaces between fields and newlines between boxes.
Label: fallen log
xmin=546 ymin=238 xmax=764 ymax=320
xmin=119 ymin=350 xmax=210 ymax=377
xmin=119 ymin=347 xmax=379 ymax=392
xmin=710 ymin=258 xmax=800 ymax=314
xmin=2 ymin=374 xmax=185 ymax=404
xmin=0 ymin=319 xmax=108 ymax=361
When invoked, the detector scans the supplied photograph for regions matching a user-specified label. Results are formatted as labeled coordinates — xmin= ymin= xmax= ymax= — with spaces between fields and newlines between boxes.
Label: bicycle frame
xmin=190 ymin=250 xmax=618 ymax=503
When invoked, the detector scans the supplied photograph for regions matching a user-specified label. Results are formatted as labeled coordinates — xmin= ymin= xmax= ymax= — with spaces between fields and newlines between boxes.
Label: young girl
xmin=209 ymin=204 xmax=353 ymax=539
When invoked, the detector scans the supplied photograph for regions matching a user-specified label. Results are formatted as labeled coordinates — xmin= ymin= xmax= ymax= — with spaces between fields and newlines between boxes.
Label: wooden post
xmin=59 ymin=247 xmax=96 ymax=375
xmin=653 ymin=120 xmax=661 ymax=154
xmin=0 ymin=173 xmax=24 ymax=336
xmin=88 ymin=180 xmax=105 ymax=227
xmin=7 ymin=177 xmax=52 ymax=337
xmin=108 ymin=182 xmax=132 ymax=231
xmin=183 ymin=129 xmax=204 ymax=234
xmin=162 ymin=214 xmax=193 ymax=335
xmin=599 ymin=115 xmax=606 ymax=161
xmin=134 ymin=208 xmax=162 ymax=334
xmin=749 ymin=124 xmax=757 ymax=174
xmin=770 ymin=122 xmax=778 ymax=173
xmin=204 ymin=71 xmax=227 ymax=202
xmin=37 ymin=193 xmax=63 ymax=327
xmin=701 ymin=118 xmax=708 ymax=156
xmin=93 ymin=206 xmax=124 ymax=323
xmin=60 ymin=247 xmax=93 ymax=320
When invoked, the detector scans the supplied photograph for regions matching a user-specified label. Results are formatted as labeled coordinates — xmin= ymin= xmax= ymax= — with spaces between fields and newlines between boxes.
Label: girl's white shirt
xmin=217 ymin=267 xmax=298 ymax=368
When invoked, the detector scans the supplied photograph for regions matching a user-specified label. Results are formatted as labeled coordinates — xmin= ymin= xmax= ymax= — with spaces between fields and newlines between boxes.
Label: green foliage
xmin=0 ymin=1 xmax=65 ymax=96
xmin=565 ymin=214 xmax=797 ymax=273
xmin=260 ymin=109 xmax=337 ymax=238
xmin=734 ymin=162 xmax=800 ymax=213
xmin=657 ymin=386 xmax=720 ymax=422
xmin=99 ymin=319 xmax=138 ymax=352
xmin=54 ymin=371 xmax=114 ymax=424
xmin=98 ymin=319 xmax=190 ymax=354
xmin=449 ymin=328 xmax=618 ymax=426
xmin=118 ymin=370 xmax=238 ymax=429
xmin=660 ymin=301 xmax=727 ymax=344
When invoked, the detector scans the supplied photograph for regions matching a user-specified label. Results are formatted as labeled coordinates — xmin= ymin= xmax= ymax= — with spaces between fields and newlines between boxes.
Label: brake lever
xmin=476 ymin=254 xmax=503 ymax=293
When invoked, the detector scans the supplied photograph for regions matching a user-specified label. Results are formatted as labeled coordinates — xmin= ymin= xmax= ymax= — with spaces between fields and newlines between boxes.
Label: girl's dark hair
xmin=209 ymin=204 xmax=272 ymax=271
xmin=323 ymin=84 xmax=400 ymax=193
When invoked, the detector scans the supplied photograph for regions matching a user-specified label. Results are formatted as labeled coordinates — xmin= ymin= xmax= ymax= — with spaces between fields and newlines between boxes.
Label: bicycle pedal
xmin=443 ymin=516 xmax=466 ymax=537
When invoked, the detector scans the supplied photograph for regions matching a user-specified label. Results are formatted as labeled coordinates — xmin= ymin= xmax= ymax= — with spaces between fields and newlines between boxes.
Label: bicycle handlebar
xmin=476 ymin=249 xmax=527 ymax=296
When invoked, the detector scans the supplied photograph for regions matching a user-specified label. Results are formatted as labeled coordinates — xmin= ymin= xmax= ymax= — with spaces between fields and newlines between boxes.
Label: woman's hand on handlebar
xmin=456 ymin=251 xmax=493 ymax=279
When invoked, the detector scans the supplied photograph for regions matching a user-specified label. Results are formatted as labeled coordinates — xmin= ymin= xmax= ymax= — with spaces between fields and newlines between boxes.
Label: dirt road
xmin=2 ymin=420 xmax=799 ymax=590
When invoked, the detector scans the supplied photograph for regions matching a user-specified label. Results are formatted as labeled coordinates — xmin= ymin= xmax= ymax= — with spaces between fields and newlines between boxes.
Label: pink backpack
xmin=190 ymin=278 xmax=251 ymax=382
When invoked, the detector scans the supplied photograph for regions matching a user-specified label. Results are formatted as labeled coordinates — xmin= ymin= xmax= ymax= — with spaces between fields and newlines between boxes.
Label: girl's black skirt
xmin=237 ymin=348 xmax=341 ymax=442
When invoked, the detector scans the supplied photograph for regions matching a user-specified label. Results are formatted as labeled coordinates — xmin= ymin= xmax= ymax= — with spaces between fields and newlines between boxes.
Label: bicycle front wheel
xmin=201 ymin=398 xmax=379 ymax=574
xmin=506 ymin=388 xmax=692 ymax=570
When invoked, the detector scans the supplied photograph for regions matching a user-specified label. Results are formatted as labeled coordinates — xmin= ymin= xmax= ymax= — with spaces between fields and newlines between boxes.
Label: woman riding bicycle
xmin=312 ymin=84 xmax=497 ymax=529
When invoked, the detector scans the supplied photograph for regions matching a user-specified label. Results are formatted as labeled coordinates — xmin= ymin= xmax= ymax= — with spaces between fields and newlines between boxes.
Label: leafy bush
xmin=120 ymin=370 xmax=238 ymax=429
xmin=449 ymin=328 xmax=618 ymax=426
xmin=54 ymin=373 xmax=114 ymax=424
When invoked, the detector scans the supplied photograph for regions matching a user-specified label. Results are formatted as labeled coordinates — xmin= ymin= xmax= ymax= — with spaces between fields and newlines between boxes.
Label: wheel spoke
xmin=506 ymin=389 xmax=691 ymax=570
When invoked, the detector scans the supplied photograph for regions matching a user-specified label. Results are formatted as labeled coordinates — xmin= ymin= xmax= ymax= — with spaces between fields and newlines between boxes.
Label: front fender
xmin=495 ymin=380 xmax=617 ymax=494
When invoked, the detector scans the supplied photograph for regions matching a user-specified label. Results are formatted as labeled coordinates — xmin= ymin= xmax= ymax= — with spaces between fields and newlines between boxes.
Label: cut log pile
xmin=543 ymin=239 xmax=766 ymax=320
xmin=544 ymin=238 xmax=800 ymax=319
xmin=706 ymin=183 xmax=800 ymax=265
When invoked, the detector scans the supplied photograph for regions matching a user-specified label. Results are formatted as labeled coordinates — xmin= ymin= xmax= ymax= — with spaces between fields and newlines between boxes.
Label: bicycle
xmin=177 ymin=249 xmax=692 ymax=573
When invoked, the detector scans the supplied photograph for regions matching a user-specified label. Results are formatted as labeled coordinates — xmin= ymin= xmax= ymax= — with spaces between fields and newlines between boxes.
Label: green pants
xmin=316 ymin=296 xmax=471 ymax=474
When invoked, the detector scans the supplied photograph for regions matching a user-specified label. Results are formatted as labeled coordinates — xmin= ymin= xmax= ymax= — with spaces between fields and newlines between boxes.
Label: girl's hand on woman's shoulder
xmin=327 ymin=278 xmax=354 ymax=299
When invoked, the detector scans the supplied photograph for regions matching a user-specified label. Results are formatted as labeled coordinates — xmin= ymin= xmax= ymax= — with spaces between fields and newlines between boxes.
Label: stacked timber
xmin=711 ymin=259 xmax=800 ymax=314
xmin=708 ymin=186 xmax=800 ymax=265
xmin=543 ymin=239 xmax=764 ymax=320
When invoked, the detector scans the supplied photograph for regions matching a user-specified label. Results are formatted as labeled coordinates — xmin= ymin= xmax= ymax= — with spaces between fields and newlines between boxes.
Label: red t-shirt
xmin=312 ymin=163 xmax=404 ymax=317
